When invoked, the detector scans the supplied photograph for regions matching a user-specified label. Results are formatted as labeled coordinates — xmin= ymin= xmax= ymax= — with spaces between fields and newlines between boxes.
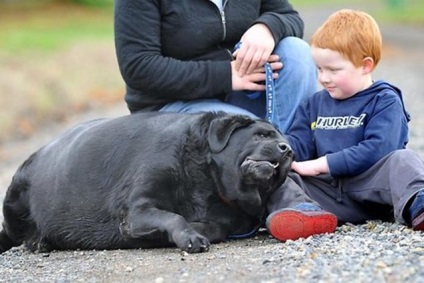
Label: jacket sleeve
xmin=285 ymin=99 xmax=317 ymax=161
xmin=114 ymin=0 xmax=231 ymax=100
xmin=326 ymin=94 xmax=409 ymax=177
xmin=253 ymin=0 xmax=304 ymax=43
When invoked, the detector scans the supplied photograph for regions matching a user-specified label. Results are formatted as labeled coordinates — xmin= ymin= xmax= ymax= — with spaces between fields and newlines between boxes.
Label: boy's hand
xmin=291 ymin=157 xmax=329 ymax=176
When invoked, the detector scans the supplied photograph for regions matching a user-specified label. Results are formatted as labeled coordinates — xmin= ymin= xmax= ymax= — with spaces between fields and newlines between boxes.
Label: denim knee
xmin=274 ymin=37 xmax=316 ymax=79
xmin=274 ymin=37 xmax=312 ymax=57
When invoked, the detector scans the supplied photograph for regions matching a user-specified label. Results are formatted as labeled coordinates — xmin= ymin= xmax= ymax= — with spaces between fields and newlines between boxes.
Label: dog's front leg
xmin=120 ymin=207 xmax=210 ymax=253
xmin=189 ymin=222 xmax=228 ymax=243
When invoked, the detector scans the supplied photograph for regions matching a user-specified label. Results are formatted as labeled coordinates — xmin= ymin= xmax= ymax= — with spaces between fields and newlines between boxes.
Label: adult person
xmin=113 ymin=0 xmax=317 ymax=133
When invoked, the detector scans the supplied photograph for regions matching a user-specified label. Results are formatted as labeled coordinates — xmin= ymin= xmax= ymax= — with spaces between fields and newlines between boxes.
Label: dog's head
xmin=207 ymin=114 xmax=293 ymax=216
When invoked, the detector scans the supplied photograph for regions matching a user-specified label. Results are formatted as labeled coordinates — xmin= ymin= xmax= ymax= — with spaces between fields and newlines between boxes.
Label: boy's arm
xmin=291 ymin=157 xmax=329 ymax=176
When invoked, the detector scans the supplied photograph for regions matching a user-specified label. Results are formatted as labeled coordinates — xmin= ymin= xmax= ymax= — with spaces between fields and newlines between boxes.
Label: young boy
xmin=265 ymin=9 xmax=424 ymax=241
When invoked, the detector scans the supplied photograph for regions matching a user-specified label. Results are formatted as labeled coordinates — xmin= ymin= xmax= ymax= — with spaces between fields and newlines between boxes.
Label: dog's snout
xmin=278 ymin=142 xmax=291 ymax=153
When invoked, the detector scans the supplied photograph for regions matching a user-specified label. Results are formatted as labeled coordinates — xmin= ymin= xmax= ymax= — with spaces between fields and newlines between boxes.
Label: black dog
xmin=0 ymin=112 xmax=293 ymax=253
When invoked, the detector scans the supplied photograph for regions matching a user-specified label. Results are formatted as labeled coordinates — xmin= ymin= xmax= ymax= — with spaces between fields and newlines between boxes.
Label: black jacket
xmin=114 ymin=0 xmax=304 ymax=112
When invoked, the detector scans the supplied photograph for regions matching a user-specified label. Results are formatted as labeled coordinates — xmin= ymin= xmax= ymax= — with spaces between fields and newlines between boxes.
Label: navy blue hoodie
xmin=286 ymin=80 xmax=410 ymax=177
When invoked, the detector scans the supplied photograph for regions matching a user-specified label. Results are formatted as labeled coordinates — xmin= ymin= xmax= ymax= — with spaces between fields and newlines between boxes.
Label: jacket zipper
xmin=221 ymin=0 xmax=229 ymax=41
xmin=220 ymin=10 xmax=226 ymax=41
xmin=210 ymin=0 xmax=232 ymax=57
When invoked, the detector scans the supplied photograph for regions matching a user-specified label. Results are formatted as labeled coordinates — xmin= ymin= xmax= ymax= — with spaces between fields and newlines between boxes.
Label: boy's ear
xmin=362 ymin=57 xmax=375 ymax=74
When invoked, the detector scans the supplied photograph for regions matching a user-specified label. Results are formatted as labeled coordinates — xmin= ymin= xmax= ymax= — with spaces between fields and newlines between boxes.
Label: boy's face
xmin=311 ymin=46 xmax=372 ymax=100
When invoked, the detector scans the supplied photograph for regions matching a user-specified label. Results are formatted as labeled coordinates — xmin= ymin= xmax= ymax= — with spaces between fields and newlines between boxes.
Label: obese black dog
xmin=0 ymin=112 xmax=293 ymax=253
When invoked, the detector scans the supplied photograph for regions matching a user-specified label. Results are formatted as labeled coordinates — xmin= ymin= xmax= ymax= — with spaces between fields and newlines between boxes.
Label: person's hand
xmin=233 ymin=23 xmax=276 ymax=76
xmin=231 ymin=59 xmax=281 ymax=91
xmin=291 ymin=156 xmax=329 ymax=176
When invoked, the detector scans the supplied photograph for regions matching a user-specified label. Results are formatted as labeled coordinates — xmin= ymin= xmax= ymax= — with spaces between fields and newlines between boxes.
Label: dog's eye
xmin=257 ymin=131 xmax=274 ymax=138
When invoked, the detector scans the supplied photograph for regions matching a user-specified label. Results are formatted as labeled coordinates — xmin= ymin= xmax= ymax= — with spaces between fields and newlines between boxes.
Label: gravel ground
xmin=1 ymin=5 xmax=424 ymax=283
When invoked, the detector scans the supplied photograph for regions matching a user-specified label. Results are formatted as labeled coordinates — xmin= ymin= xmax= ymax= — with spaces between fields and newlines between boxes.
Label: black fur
xmin=0 ymin=112 xmax=293 ymax=253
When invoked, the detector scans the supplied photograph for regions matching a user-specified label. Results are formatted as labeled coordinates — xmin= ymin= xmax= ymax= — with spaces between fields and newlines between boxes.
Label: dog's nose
xmin=278 ymin=142 xmax=292 ymax=154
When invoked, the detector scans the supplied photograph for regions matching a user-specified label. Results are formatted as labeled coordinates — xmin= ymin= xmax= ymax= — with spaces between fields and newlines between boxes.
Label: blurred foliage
xmin=0 ymin=0 xmax=113 ymax=7
xmin=1 ymin=0 xmax=423 ymax=24
xmin=0 ymin=0 xmax=422 ymax=145
xmin=0 ymin=1 xmax=113 ymax=52
xmin=376 ymin=0 xmax=424 ymax=24
xmin=66 ymin=0 xmax=113 ymax=7
xmin=291 ymin=0 xmax=424 ymax=25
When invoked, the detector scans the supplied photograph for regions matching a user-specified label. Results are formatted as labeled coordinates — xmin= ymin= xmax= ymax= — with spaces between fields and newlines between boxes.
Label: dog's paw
xmin=174 ymin=230 xmax=210 ymax=253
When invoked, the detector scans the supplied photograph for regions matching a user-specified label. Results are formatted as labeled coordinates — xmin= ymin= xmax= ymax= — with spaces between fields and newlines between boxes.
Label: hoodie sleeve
xmin=286 ymin=98 xmax=317 ymax=161
xmin=253 ymin=0 xmax=304 ymax=42
xmin=326 ymin=91 xmax=409 ymax=177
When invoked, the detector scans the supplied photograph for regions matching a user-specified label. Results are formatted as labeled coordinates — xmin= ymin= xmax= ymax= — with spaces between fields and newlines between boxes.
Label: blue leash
xmin=226 ymin=221 xmax=262 ymax=240
xmin=233 ymin=42 xmax=276 ymax=124
xmin=264 ymin=62 xmax=275 ymax=123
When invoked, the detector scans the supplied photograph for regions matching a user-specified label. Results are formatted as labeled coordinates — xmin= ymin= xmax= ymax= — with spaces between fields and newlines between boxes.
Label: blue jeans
xmin=159 ymin=37 xmax=317 ymax=133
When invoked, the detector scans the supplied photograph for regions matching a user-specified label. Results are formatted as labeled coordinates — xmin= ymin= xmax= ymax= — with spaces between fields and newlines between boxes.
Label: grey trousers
xmin=267 ymin=149 xmax=424 ymax=225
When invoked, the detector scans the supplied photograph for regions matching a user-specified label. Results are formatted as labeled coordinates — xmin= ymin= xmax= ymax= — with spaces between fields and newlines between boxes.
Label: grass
xmin=374 ymin=0 xmax=424 ymax=24
xmin=0 ymin=2 xmax=114 ymax=53
xmin=291 ymin=0 xmax=424 ymax=24
xmin=291 ymin=0 xmax=366 ymax=6
xmin=1 ymin=24 xmax=112 ymax=52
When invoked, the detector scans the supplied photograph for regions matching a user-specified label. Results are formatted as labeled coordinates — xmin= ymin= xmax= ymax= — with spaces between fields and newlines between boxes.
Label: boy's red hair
xmin=311 ymin=9 xmax=382 ymax=70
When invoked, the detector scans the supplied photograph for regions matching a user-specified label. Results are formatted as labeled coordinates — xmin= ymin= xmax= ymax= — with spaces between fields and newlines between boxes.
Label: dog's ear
xmin=208 ymin=115 xmax=253 ymax=153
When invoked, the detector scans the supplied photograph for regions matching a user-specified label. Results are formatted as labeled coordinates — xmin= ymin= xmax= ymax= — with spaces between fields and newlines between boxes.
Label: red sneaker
xmin=266 ymin=209 xmax=337 ymax=241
